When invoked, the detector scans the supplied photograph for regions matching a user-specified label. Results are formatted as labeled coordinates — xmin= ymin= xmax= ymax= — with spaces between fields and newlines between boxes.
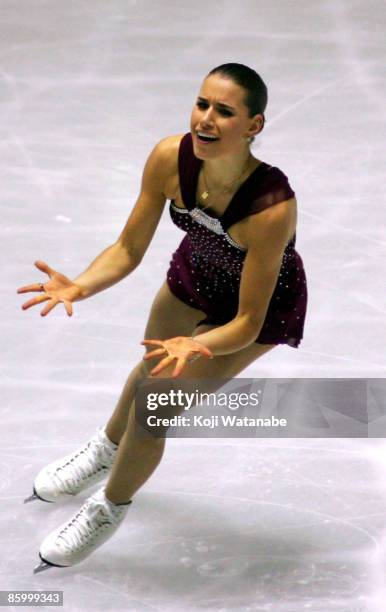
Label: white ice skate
xmin=24 ymin=428 xmax=118 ymax=503
xmin=33 ymin=487 xmax=131 ymax=573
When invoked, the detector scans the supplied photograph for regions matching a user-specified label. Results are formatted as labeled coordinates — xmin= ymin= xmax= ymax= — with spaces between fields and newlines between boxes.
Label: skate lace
xmin=57 ymin=497 xmax=125 ymax=553
xmin=53 ymin=436 xmax=116 ymax=495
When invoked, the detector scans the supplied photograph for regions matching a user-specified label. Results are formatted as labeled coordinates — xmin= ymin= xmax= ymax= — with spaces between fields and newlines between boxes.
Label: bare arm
xmin=74 ymin=137 xmax=175 ymax=298
xmin=193 ymin=198 xmax=296 ymax=355
xmin=18 ymin=136 xmax=179 ymax=315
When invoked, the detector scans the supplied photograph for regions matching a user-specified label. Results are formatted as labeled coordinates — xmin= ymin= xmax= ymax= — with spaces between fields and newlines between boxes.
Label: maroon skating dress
xmin=166 ymin=133 xmax=307 ymax=347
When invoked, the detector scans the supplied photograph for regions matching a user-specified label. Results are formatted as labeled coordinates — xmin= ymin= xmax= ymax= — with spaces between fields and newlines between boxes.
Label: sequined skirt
xmin=166 ymin=236 xmax=307 ymax=348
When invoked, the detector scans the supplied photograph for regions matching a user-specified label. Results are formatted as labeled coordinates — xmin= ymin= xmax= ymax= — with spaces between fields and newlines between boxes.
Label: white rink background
xmin=2 ymin=1 xmax=386 ymax=610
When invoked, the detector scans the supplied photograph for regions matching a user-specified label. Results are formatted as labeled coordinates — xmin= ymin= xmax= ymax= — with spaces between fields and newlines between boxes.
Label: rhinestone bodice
xmin=168 ymin=200 xmax=296 ymax=321
xmin=165 ymin=132 xmax=307 ymax=347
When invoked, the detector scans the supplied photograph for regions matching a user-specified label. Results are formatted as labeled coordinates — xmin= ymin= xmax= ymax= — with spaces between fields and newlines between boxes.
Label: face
xmin=190 ymin=74 xmax=262 ymax=160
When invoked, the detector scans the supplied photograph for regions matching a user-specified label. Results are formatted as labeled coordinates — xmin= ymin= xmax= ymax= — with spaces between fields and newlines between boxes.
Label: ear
xmin=246 ymin=114 xmax=265 ymax=139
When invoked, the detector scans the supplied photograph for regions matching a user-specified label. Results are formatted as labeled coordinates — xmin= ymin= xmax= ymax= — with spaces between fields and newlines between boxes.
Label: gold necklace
xmin=199 ymin=156 xmax=254 ymax=206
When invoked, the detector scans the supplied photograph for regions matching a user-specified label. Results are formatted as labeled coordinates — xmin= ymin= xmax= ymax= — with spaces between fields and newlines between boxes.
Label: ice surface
xmin=2 ymin=0 xmax=386 ymax=610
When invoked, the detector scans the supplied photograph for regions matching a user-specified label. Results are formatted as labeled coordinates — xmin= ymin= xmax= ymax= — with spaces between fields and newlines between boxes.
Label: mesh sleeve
xmin=224 ymin=166 xmax=296 ymax=230
xmin=248 ymin=167 xmax=295 ymax=215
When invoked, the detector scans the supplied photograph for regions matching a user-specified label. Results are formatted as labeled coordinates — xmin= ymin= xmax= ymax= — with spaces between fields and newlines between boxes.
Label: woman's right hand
xmin=17 ymin=260 xmax=84 ymax=317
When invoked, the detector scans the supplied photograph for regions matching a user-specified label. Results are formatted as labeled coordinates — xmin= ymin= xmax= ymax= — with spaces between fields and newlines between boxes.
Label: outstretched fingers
xmin=172 ymin=357 xmax=187 ymax=378
xmin=39 ymin=297 xmax=73 ymax=317
xmin=17 ymin=260 xmax=54 ymax=295
xmin=62 ymin=300 xmax=73 ymax=317
xmin=142 ymin=348 xmax=166 ymax=361
xmin=149 ymin=355 xmax=174 ymax=376
xmin=17 ymin=284 xmax=45 ymax=294
xmin=21 ymin=294 xmax=50 ymax=311
xmin=21 ymin=293 xmax=72 ymax=317
xmin=141 ymin=339 xmax=164 ymax=348
xmin=141 ymin=340 xmax=167 ymax=361
xmin=34 ymin=260 xmax=54 ymax=276
xmin=39 ymin=298 xmax=59 ymax=317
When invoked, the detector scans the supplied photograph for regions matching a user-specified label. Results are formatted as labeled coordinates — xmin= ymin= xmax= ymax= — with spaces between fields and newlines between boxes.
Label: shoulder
xmin=150 ymin=134 xmax=185 ymax=169
xmin=141 ymin=134 xmax=185 ymax=195
xmin=236 ymin=162 xmax=296 ymax=217
xmin=242 ymin=196 xmax=297 ymax=249
xmin=231 ymin=162 xmax=297 ymax=247
xmin=146 ymin=134 xmax=187 ymax=199
xmin=251 ymin=163 xmax=295 ymax=195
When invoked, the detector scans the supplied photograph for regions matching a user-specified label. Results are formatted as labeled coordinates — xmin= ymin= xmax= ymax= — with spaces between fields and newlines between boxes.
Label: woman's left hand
xmin=141 ymin=336 xmax=213 ymax=378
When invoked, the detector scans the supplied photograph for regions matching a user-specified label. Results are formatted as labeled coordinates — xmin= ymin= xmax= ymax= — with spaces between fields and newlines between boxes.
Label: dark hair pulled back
xmin=207 ymin=62 xmax=268 ymax=120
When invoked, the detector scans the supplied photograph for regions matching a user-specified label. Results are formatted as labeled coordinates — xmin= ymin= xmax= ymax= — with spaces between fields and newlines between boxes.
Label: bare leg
xmin=33 ymin=282 xmax=276 ymax=574
xmin=105 ymin=339 xmax=275 ymax=504
xmin=103 ymin=280 xmax=276 ymax=504
xmin=105 ymin=407 xmax=166 ymax=504
xmin=105 ymin=281 xmax=207 ymax=444
xmin=104 ymin=362 xmax=145 ymax=445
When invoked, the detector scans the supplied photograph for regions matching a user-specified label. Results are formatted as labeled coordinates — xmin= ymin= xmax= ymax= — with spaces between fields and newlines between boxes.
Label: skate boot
xmin=34 ymin=487 xmax=131 ymax=573
xmin=24 ymin=428 xmax=118 ymax=503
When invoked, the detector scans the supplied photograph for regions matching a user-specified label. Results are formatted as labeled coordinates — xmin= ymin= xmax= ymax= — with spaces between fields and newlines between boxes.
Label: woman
xmin=18 ymin=63 xmax=307 ymax=572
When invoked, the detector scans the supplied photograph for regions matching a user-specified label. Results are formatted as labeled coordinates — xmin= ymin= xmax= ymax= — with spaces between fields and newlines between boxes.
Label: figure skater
xmin=17 ymin=63 xmax=307 ymax=572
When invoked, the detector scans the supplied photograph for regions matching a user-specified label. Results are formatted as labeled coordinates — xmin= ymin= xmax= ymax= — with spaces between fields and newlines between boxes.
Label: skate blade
xmin=33 ymin=559 xmax=53 ymax=574
xmin=24 ymin=488 xmax=53 ymax=504
xmin=24 ymin=492 xmax=40 ymax=503
xmin=33 ymin=555 xmax=63 ymax=574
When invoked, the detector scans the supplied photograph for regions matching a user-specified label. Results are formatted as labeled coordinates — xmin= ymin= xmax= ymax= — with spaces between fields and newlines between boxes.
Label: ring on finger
xmin=38 ymin=282 xmax=46 ymax=292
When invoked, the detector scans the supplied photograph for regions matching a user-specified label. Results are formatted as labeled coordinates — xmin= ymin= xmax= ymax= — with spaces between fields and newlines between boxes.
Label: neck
xmin=202 ymin=146 xmax=253 ymax=188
